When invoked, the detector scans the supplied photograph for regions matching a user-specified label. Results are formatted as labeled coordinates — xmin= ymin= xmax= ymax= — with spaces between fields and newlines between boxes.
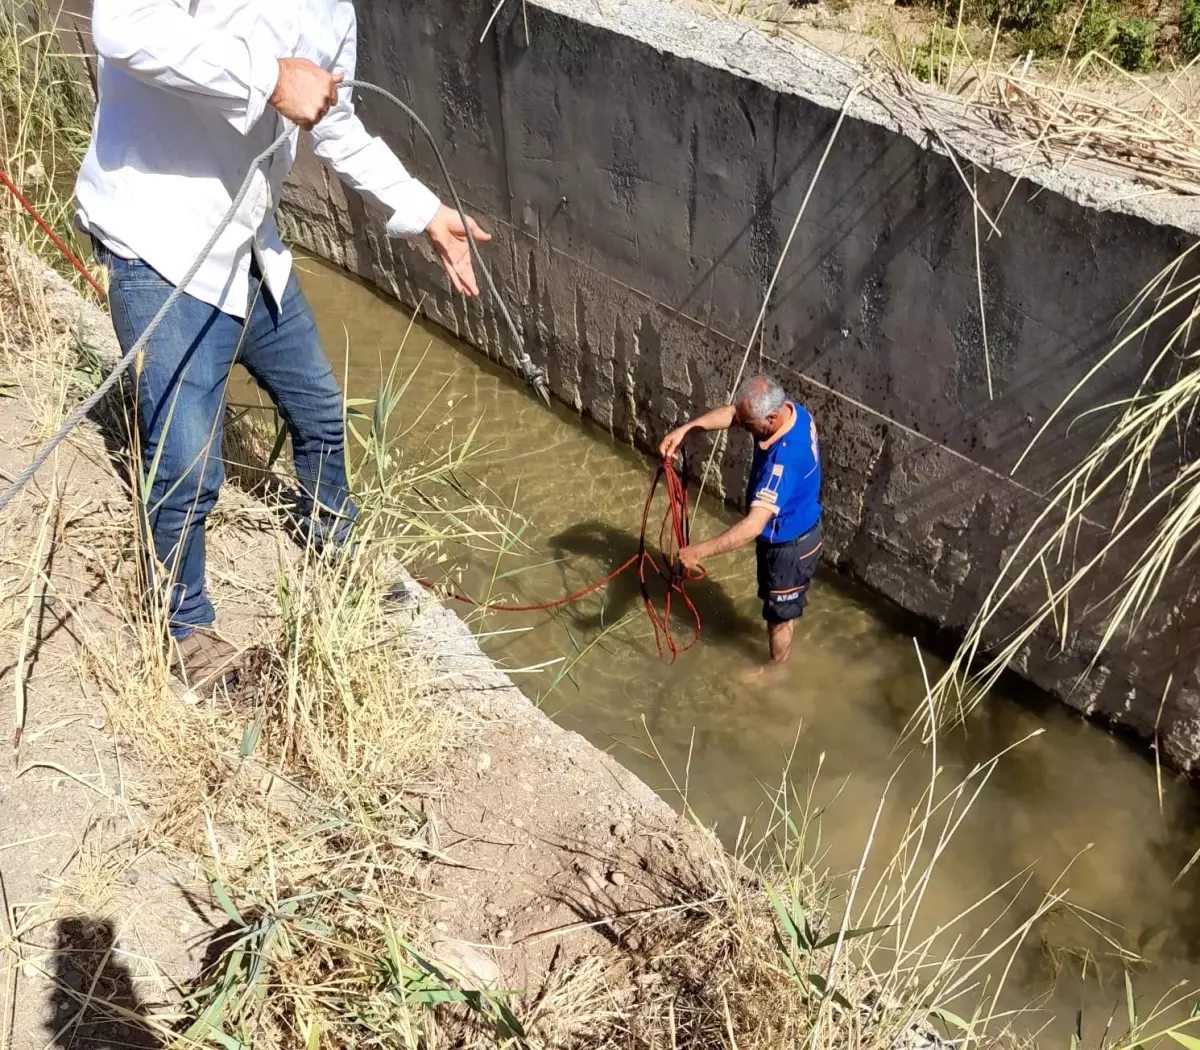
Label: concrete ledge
xmin=537 ymin=0 xmax=1200 ymax=235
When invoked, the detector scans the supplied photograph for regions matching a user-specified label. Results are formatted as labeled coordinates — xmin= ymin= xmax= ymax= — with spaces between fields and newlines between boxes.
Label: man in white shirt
xmin=77 ymin=0 xmax=490 ymax=692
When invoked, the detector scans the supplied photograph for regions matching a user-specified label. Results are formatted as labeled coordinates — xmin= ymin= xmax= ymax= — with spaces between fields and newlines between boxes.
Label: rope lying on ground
xmin=417 ymin=454 xmax=706 ymax=663
xmin=0 ymin=78 xmax=548 ymax=518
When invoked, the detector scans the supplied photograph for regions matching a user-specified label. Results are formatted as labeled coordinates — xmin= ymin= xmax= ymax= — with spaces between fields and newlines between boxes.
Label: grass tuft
xmin=1182 ymin=0 xmax=1200 ymax=60
xmin=0 ymin=0 xmax=94 ymax=290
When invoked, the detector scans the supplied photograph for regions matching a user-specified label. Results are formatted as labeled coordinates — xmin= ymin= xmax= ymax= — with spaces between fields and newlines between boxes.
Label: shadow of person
xmin=545 ymin=520 xmax=764 ymax=659
xmin=43 ymin=916 xmax=161 ymax=1049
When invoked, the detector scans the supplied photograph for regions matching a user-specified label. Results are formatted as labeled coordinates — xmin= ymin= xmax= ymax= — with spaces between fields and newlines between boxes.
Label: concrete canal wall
xmin=276 ymin=0 xmax=1200 ymax=765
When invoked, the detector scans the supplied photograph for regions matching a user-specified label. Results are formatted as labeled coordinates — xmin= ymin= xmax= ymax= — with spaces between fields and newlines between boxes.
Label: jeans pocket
xmin=99 ymin=249 xmax=166 ymax=292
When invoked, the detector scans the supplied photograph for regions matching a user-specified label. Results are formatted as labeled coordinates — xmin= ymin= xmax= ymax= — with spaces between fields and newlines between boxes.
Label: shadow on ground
xmin=43 ymin=916 xmax=161 ymax=1049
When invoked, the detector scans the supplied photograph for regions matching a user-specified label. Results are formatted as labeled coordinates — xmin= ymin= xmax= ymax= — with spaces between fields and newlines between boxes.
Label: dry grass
xmin=916 ymin=242 xmax=1200 ymax=750
xmin=0 ymin=236 xmax=520 ymax=1047
xmin=0 ymin=0 xmax=95 ymax=294
xmin=861 ymin=45 xmax=1200 ymax=196
xmin=658 ymin=0 xmax=1200 ymax=203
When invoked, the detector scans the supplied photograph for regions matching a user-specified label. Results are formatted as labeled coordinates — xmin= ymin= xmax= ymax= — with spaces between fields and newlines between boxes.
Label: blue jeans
xmin=99 ymin=246 xmax=355 ymax=639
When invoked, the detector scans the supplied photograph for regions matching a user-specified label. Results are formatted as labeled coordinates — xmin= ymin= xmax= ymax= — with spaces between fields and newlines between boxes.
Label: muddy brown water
xmin=237 ymin=257 xmax=1200 ymax=1039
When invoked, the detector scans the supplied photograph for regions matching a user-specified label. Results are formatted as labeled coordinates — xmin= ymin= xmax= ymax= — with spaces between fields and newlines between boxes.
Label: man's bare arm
xmin=679 ymin=505 xmax=773 ymax=569
xmin=658 ymin=404 xmax=737 ymax=461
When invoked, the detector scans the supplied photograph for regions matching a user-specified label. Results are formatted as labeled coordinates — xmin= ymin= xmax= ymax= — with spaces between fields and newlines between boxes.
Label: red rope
xmin=422 ymin=457 xmax=706 ymax=663
xmin=0 ymin=167 xmax=706 ymax=661
xmin=0 ymin=165 xmax=107 ymax=299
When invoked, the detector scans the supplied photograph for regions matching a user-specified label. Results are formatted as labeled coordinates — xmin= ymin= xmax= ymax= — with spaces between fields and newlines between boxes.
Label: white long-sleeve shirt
xmin=75 ymin=0 xmax=442 ymax=317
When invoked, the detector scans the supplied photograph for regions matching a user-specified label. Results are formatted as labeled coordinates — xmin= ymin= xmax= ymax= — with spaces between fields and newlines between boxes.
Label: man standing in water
xmin=76 ymin=0 xmax=491 ymax=692
xmin=658 ymin=376 xmax=822 ymax=670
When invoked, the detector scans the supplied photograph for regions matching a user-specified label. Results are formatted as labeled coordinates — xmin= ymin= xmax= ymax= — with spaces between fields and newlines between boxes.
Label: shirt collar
xmin=758 ymin=401 xmax=796 ymax=450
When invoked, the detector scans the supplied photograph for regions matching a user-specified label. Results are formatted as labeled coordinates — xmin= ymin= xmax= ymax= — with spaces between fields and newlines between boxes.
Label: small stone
xmin=608 ymin=870 xmax=627 ymax=887
xmin=431 ymin=939 xmax=501 ymax=989
xmin=542 ymin=903 xmax=553 ymax=913
xmin=498 ymin=927 xmax=514 ymax=942
xmin=532 ymin=735 xmax=543 ymax=746
xmin=581 ymin=871 xmax=606 ymax=896
xmin=178 ymin=923 xmax=190 ymax=936
xmin=21 ymin=962 xmax=39 ymax=980
xmin=434 ymin=921 xmax=449 ymax=932
xmin=611 ymin=821 xmax=631 ymax=843
xmin=512 ymin=817 xmax=525 ymax=829
xmin=23 ymin=160 xmax=46 ymax=188
xmin=520 ymin=782 xmax=533 ymax=793
xmin=475 ymin=752 xmax=491 ymax=775
xmin=124 ymin=869 xmax=140 ymax=886
xmin=485 ymin=904 xmax=508 ymax=919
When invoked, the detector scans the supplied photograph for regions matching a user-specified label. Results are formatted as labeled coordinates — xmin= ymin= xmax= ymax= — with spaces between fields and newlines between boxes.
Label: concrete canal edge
xmin=279 ymin=0 xmax=1200 ymax=769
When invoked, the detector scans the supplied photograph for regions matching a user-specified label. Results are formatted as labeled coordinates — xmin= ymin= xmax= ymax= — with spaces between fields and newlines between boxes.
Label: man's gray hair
xmin=733 ymin=375 xmax=787 ymax=420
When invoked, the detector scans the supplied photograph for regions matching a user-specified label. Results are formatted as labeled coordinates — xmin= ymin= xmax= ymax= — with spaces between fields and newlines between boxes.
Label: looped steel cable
xmin=349 ymin=81 xmax=550 ymax=405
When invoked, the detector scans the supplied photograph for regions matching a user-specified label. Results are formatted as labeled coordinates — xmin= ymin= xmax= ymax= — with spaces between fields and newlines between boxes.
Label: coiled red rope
xmin=421 ymin=455 xmax=706 ymax=663
xmin=2 ymin=169 xmax=706 ymax=661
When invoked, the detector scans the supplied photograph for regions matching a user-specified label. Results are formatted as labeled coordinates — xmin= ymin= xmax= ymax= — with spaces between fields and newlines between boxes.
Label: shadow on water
xmin=546 ymin=519 xmax=764 ymax=660
xmin=43 ymin=916 xmax=161 ymax=1049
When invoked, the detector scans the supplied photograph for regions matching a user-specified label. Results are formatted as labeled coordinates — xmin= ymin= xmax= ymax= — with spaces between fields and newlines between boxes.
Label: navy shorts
xmin=756 ymin=521 xmax=822 ymax=624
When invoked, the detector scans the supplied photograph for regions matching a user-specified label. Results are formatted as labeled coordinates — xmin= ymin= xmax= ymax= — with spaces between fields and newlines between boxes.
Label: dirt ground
xmin=0 ymin=239 xmax=729 ymax=1047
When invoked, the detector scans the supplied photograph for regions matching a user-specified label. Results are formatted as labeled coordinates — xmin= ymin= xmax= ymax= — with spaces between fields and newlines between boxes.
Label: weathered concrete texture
xmin=280 ymin=0 xmax=1200 ymax=766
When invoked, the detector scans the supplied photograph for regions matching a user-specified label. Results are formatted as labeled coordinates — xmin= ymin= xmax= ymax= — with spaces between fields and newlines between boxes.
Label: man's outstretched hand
xmin=270 ymin=58 xmax=342 ymax=130
xmin=425 ymin=205 xmax=491 ymax=296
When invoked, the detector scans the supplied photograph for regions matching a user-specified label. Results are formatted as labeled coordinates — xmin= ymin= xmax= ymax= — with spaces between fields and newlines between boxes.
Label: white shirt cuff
xmin=244 ymin=39 xmax=281 ymax=132
xmin=384 ymin=186 xmax=442 ymax=239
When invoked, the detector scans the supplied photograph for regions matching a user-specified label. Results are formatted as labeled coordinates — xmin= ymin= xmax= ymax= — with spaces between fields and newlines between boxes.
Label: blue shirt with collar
xmin=746 ymin=401 xmax=822 ymax=544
